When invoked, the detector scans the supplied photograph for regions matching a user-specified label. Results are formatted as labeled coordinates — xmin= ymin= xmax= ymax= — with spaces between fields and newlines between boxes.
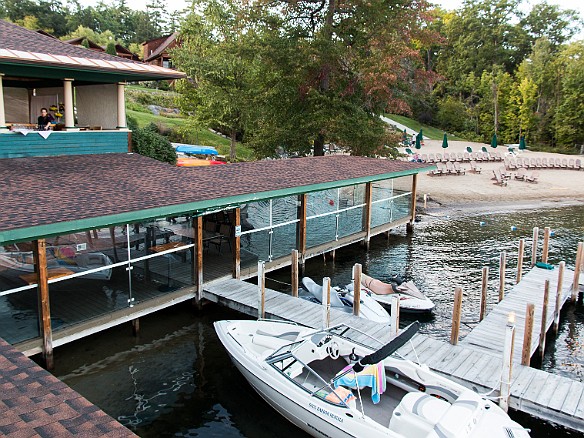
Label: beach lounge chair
xmin=535 ymin=158 xmax=542 ymax=168
xmin=525 ymin=170 xmax=539 ymax=183
xmin=463 ymin=152 xmax=471 ymax=162
xmin=466 ymin=146 xmax=473 ymax=153
xmin=499 ymin=166 xmax=512 ymax=180
xmin=450 ymin=153 xmax=458 ymax=162
xmin=508 ymin=158 xmax=518 ymax=170
xmin=481 ymin=146 xmax=488 ymax=154
xmin=470 ymin=160 xmax=481 ymax=173
xmin=421 ymin=153 xmax=428 ymax=162
xmin=530 ymin=158 xmax=537 ymax=168
xmin=575 ymin=159 xmax=582 ymax=171
xmin=541 ymin=158 xmax=549 ymax=168
xmin=568 ymin=158 xmax=575 ymax=169
xmin=453 ymin=162 xmax=466 ymax=175
xmin=436 ymin=153 xmax=443 ymax=162
xmin=493 ymin=151 xmax=502 ymax=161
xmin=405 ymin=148 xmax=414 ymax=155
xmin=515 ymin=168 xmax=527 ymax=180
xmin=445 ymin=161 xmax=456 ymax=174
xmin=443 ymin=152 xmax=450 ymax=162
xmin=561 ymin=158 xmax=568 ymax=168
xmin=471 ymin=152 xmax=481 ymax=162
xmin=555 ymin=158 xmax=562 ymax=168
xmin=492 ymin=169 xmax=508 ymax=186
xmin=428 ymin=153 xmax=435 ymax=163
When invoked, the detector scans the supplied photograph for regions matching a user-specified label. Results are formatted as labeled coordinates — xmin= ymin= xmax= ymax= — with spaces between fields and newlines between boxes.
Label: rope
xmin=265 ymin=277 xmax=292 ymax=287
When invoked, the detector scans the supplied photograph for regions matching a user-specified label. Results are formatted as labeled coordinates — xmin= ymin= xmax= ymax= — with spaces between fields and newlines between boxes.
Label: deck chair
xmin=492 ymin=169 xmax=507 ymax=186
xmin=515 ymin=168 xmax=527 ymax=180
xmin=541 ymin=158 xmax=549 ymax=168
xmin=208 ymin=224 xmax=232 ymax=253
xmin=525 ymin=171 xmax=539 ymax=183
xmin=453 ymin=162 xmax=466 ymax=175
xmin=575 ymin=159 xmax=582 ymax=171
xmin=568 ymin=158 xmax=575 ymax=169
xmin=469 ymin=160 xmax=481 ymax=174
xmin=405 ymin=148 xmax=414 ymax=155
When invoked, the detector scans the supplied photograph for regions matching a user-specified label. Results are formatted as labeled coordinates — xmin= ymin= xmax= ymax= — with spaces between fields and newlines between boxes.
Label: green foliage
xmin=128 ymin=118 xmax=176 ymax=164
xmin=105 ymin=41 xmax=117 ymax=55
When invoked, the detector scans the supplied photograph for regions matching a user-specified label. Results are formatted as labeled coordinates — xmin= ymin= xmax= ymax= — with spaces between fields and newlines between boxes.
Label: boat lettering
xmin=308 ymin=402 xmax=343 ymax=423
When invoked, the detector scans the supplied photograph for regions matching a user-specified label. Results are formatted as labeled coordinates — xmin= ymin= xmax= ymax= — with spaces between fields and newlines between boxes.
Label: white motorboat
xmin=0 ymin=247 xmax=113 ymax=281
xmin=350 ymin=273 xmax=435 ymax=314
xmin=215 ymin=319 xmax=530 ymax=438
xmin=302 ymin=277 xmax=390 ymax=324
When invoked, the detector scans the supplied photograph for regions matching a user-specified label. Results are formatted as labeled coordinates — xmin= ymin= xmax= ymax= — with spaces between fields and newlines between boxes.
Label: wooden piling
xmin=423 ymin=193 xmax=427 ymax=209
xmin=539 ymin=280 xmax=550 ymax=362
xmin=132 ymin=318 xmax=140 ymax=337
xmin=480 ymin=267 xmax=488 ymax=322
xmin=499 ymin=312 xmax=515 ymax=413
xmin=257 ymin=261 xmax=266 ymax=319
xmin=517 ymin=238 xmax=525 ymax=284
xmin=353 ymin=264 xmax=362 ymax=317
xmin=542 ymin=227 xmax=551 ymax=264
xmin=291 ymin=250 xmax=299 ymax=298
xmin=450 ymin=287 xmax=463 ymax=345
xmin=390 ymin=295 xmax=400 ymax=337
xmin=233 ymin=208 xmax=241 ymax=279
xmin=553 ymin=261 xmax=565 ymax=334
xmin=406 ymin=174 xmax=417 ymax=234
xmin=572 ymin=242 xmax=583 ymax=302
xmin=322 ymin=277 xmax=331 ymax=329
xmin=194 ymin=216 xmax=204 ymax=306
xmin=521 ymin=303 xmax=535 ymax=366
xmin=499 ymin=251 xmax=506 ymax=302
xmin=531 ymin=227 xmax=539 ymax=267
xmin=33 ymin=239 xmax=53 ymax=370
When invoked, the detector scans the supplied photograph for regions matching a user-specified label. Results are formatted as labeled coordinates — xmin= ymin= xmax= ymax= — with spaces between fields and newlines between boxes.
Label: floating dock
xmin=204 ymin=265 xmax=584 ymax=432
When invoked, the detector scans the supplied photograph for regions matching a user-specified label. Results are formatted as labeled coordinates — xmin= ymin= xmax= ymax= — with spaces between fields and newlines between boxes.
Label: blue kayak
xmin=172 ymin=143 xmax=218 ymax=156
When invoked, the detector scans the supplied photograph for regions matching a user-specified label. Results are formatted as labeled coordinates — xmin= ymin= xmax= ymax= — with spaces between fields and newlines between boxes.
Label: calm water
xmin=51 ymin=205 xmax=584 ymax=437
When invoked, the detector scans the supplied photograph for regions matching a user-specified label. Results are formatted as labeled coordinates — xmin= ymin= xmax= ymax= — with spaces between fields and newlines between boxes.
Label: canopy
xmin=172 ymin=143 xmax=219 ymax=156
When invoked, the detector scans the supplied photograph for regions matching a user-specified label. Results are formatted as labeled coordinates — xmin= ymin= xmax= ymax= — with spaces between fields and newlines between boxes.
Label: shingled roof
xmin=0 ymin=20 xmax=184 ymax=81
xmin=0 ymin=154 xmax=432 ymax=244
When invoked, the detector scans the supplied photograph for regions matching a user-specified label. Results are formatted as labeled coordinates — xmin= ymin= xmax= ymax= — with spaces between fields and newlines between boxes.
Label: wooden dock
xmin=204 ymin=272 xmax=584 ymax=432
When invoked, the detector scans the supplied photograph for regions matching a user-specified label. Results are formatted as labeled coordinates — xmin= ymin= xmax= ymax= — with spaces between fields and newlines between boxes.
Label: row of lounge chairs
xmin=419 ymin=151 xmax=503 ymax=164
xmin=428 ymin=161 xmax=466 ymax=176
xmin=492 ymin=167 xmax=539 ymax=186
xmin=505 ymin=157 xmax=582 ymax=171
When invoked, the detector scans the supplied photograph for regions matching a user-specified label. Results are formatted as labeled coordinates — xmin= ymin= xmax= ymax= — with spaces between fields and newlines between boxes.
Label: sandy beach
xmin=400 ymin=140 xmax=584 ymax=214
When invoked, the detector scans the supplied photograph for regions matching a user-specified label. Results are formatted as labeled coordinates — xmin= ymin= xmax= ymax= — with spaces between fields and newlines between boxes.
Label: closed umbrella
xmin=415 ymin=134 xmax=421 ymax=149
xmin=491 ymin=133 xmax=498 ymax=148
xmin=442 ymin=133 xmax=449 ymax=149
xmin=402 ymin=129 xmax=407 ymax=144
xmin=519 ymin=136 xmax=526 ymax=150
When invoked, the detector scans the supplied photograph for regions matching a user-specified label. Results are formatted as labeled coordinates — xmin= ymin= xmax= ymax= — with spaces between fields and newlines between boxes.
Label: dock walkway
xmin=204 ymin=272 xmax=584 ymax=432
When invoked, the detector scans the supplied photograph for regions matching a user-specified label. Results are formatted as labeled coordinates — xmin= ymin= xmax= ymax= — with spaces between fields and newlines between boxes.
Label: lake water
xmin=51 ymin=205 xmax=584 ymax=437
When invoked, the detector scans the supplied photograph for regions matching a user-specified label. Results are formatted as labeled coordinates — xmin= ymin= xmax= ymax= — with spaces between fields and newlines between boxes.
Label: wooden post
xmin=539 ymin=280 xmax=550 ymax=361
xmin=531 ymin=227 xmax=539 ymax=267
xmin=542 ymin=227 xmax=551 ymax=264
xmin=499 ymin=251 xmax=506 ymax=302
xmin=353 ymin=263 xmax=362 ymax=317
xmin=517 ymin=238 xmax=525 ymax=284
xmin=521 ymin=303 xmax=535 ymax=366
xmin=450 ymin=287 xmax=463 ymax=345
xmin=499 ymin=312 xmax=515 ymax=413
xmin=258 ymin=261 xmax=266 ymax=319
xmin=362 ymin=182 xmax=373 ymax=249
xmin=291 ymin=249 xmax=299 ymax=297
xmin=322 ymin=277 xmax=331 ymax=329
xmin=572 ymin=242 xmax=583 ymax=302
xmin=423 ymin=193 xmax=427 ymax=209
xmin=33 ymin=239 xmax=53 ymax=370
xmin=553 ymin=262 xmax=565 ymax=335
xmin=390 ymin=295 xmax=400 ymax=337
xmin=298 ymin=194 xmax=307 ymax=273
xmin=194 ymin=216 xmax=204 ymax=306
xmin=233 ymin=208 xmax=241 ymax=279
xmin=480 ymin=267 xmax=488 ymax=322
xmin=109 ymin=226 xmax=119 ymax=262
xmin=132 ymin=318 xmax=140 ymax=336
xmin=406 ymin=174 xmax=418 ymax=234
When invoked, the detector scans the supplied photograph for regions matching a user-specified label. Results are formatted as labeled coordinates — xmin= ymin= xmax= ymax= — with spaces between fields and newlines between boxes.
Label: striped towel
xmin=333 ymin=362 xmax=386 ymax=404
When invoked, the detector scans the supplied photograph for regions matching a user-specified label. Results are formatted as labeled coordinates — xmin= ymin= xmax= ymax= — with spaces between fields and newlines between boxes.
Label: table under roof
xmin=0 ymin=154 xmax=432 ymax=244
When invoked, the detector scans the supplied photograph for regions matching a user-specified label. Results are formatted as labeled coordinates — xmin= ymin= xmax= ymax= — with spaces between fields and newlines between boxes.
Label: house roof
xmin=64 ymin=36 xmax=105 ymax=51
xmin=0 ymin=154 xmax=432 ymax=244
xmin=144 ymin=32 xmax=178 ymax=62
xmin=0 ymin=20 xmax=184 ymax=82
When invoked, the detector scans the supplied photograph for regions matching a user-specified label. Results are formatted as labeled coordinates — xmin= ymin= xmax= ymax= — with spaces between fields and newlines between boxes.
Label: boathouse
xmin=0 ymin=20 xmax=434 ymax=368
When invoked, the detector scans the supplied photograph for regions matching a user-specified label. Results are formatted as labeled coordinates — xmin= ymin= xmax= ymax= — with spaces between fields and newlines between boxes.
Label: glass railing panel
xmin=271 ymin=223 xmax=298 ymax=260
xmin=306 ymin=214 xmax=337 ymax=248
xmin=338 ymin=206 xmax=364 ymax=238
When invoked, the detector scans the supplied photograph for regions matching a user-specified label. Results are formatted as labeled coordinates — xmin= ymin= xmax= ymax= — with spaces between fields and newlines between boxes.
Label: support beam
xmin=233 ymin=208 xmax=241 ymax=279
xmin=517 ymin=238 xmax=525 ymax=284
xmin=63 ymin=78 xmax=75 ymax=129
xmin=353 ymin=263 xmax=362 ymax=317
xmin=542 ymin=227 xmax=551 ymax=264
xmin=291 ymin=250 xmax=299 ymax=297
xmin=33 ymin=239 xmax=53 ymax=370
xmin=194 ymin=216 xmax=204 ymax=306
xmin=0 ymin=73 xmax=7 ymax=131
xmin=522 ymin=303 xmax=535 ymax=366
xmin=531 ymin=227 xmax=539 ymax=267
xmin=406 ymin=174 xmax=418 ymax=234
xmin=297 ymin=194 xmax=307 ymax=272
xmin=362 ymin=182 xmax=373 ymax=249
xmin=450 ymin=287 xmax=463 ymax=345
xmin=117 ymin=82 xmax=127 ymax=129
xmin=572 ymin=242 xmax=583 ymax=302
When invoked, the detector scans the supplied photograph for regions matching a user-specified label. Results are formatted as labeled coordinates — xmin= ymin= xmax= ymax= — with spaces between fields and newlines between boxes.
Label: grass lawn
xmin=385 ymin=114 xmax=465 ymax=141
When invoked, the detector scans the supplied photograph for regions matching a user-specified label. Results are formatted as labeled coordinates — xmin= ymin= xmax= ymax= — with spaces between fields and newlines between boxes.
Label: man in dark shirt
xmin=37 ymin=108 xmax=54 ymax=130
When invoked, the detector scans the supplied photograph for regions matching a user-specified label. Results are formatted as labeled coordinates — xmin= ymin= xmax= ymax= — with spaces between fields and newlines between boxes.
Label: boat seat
xmin=389 ymin=392 xmax=450 ymax=435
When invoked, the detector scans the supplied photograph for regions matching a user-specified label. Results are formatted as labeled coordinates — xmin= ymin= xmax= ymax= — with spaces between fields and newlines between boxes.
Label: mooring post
xmin=322 ymin=277 xmax=331 ymax=329
xmin=291 ymin=250 xmax=299 ymax=298
xmin=531 ymin=227 xmax=539 ymax=267
xmin=541 ymin=227 xmax=551 ymax=264
xmin=499 ymin=312 xmax=515 ymax=413
xmin=499 ymin=251 xmax=506 ymax=302
xmin=517 ymin=238 xmax=525 ymax=284
xmin=132 ymin=318 xmax=140 ymax=337
xmin=450 ymin=287 xmax=463 ymax=345
xmin=406 ymin=174 xmax=418 ymax=234
xmin=257 ymin=261 xmax=266 ymax=319
xmin=480 ymin=267 xmax=488 ymax=322
xmin=390 ymin=295 xmax=400 ymax=337
xmin=539 ymin=280 xmax=550 ymax=362
xmin=353 ymin=263 xmax=362 ymax=317
xmin=553 ymin=261 xmax=565 ymax=335
xmin=521 ymin=303 xmax=535 ymax=366
xmin=572 ymin=242 xmax=583 ymax=302
xmin=423 ymin=193 xmax=427 ymax=209
xmin=33 ymin=239 xmax=54 ymax=370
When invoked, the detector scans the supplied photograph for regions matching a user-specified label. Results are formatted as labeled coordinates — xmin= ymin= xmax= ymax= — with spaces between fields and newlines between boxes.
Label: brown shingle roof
xmin=0 ymin=154 xmax=431 ymax=242
xmin=144 ymin=32 xmax=178 ymax=62
xmin=0 ymin=337 xmax=136 ymax=437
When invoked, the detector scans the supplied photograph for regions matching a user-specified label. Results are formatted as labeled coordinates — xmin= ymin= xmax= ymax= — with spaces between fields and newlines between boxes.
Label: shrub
xmin=128 ymin=118 xmax=176 ymax=165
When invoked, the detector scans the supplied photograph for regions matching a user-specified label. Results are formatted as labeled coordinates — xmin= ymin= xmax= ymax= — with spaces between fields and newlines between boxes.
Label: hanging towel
xmin=333 ymin=362 xmax=386 ymax=404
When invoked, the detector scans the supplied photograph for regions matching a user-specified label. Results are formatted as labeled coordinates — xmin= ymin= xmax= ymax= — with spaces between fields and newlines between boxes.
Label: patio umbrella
xmin=402 ymin=129 xmax=407 ymax=144
xmin=442 ymin=133 xmax=448 ymax=149
xmin=415 ymin=134 xmax=421 ymax=149
xmin=519 ymin=135 xmax=526 ymax=150
xmin=491 ymin=133 xmax=498 ymax=148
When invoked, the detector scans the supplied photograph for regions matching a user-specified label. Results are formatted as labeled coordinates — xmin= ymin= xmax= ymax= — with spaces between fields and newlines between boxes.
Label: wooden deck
xmin=204 ymin=275 xmax=584 ymax=432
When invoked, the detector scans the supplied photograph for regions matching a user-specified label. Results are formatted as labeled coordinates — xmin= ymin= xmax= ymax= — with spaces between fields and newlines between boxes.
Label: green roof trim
xmin=0 ymin=165 xmax=433 ymax=245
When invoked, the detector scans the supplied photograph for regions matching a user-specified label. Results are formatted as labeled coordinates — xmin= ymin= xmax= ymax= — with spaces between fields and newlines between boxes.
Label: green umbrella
xmin=415 ymin=135 xmax=421 ymax=149
xmin=519 ymin=135 xmax=526 ymax=150
xmin=442 ymin=133 xmax=449 ymax=149
xmin=491 ymin=133 xmax=498 ymax=148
